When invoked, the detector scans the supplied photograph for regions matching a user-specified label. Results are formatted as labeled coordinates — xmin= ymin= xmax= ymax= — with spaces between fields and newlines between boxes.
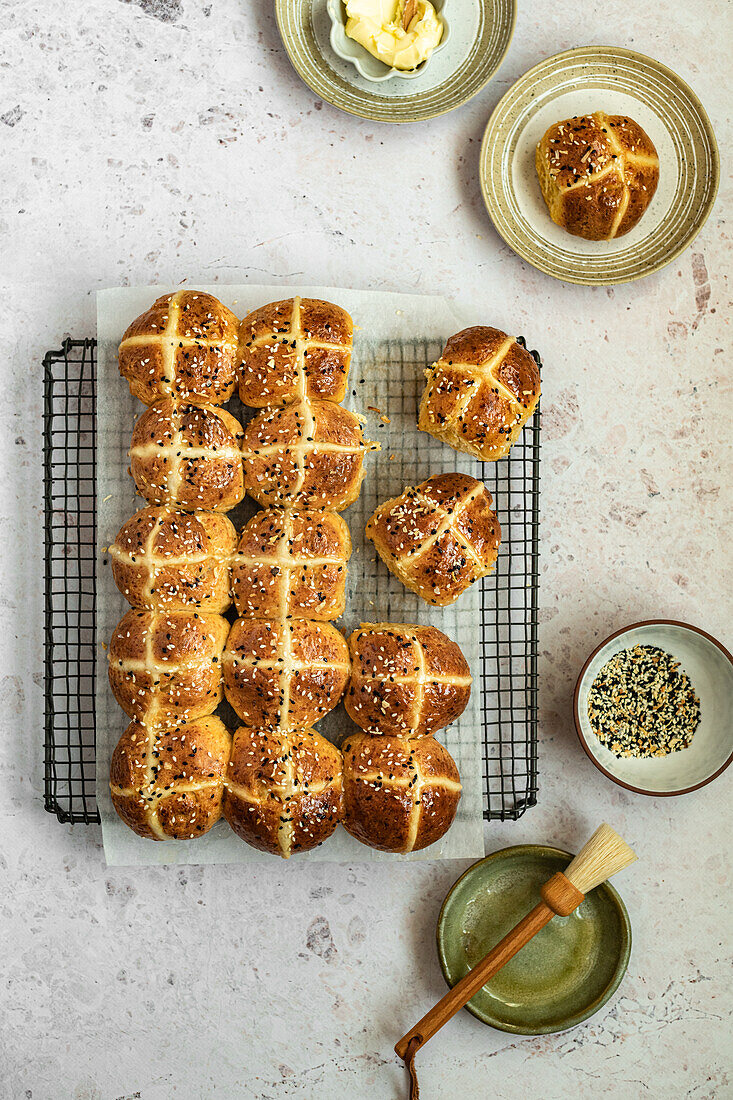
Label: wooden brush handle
xmin=395 ymin=873 xmax=583 ymax=1062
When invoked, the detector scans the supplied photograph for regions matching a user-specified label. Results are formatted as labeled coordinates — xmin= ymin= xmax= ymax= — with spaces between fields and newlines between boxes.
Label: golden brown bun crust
xmin=110 ymin=716 xmax=231 ymax=840
xmin=130 ymin=399 xmax=245 ymax=512
xmin=535 ymin=112 xmax=659 ymax=240
xmin=222 ymin=618 xmax=350 ymax=729
xmin=341 ymin=733 xmax=461 ymax=853
xmin=241 ymin=398 xmax=375 ymax=511
xmin=110 ymin=506 xmax=236 ymax=612
xmin=366 ymin=473 xmax=500 ymax=606
xmin=418 ymin=327 xmax=540 ymax=461
xmin=344 ymin=622 xmax=472 ymax=738
xmin=108 ymin=608 xmax=229 ymax=723
xmin=223 ymin=726 xmax=343 ymax=857
xmin=119 ymin=291 xmax=239 ymax=405
xmin=232 ymin=507 xmax=352 ymax=620
xmin=238 ymin=297 xmax=353 ymax=408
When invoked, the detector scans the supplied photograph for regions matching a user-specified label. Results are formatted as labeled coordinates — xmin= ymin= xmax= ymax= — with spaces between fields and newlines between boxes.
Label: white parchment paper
xmin=96 ymin=284 xmax=486 ymax=865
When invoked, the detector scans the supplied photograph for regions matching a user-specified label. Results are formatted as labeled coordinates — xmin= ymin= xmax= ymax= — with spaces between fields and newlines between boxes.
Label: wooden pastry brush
xmin=395 ymin=824 xmax=637 ymax=1098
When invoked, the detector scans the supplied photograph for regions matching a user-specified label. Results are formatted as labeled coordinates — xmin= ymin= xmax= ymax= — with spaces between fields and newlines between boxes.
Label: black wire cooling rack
xmin=43 ymin=337 xmax=540 ymax=826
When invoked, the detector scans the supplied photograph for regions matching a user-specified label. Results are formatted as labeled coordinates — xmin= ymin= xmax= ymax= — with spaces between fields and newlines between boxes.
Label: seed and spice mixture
xmin=587 ymin=644 xmax=701 ymax=759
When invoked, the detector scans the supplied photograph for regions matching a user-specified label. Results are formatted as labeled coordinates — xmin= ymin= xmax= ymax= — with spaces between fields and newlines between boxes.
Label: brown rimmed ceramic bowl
xmin=574 ymin=620 xmax=733 ymax=796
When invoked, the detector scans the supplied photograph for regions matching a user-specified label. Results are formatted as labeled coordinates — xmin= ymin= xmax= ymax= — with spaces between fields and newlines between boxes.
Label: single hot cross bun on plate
xmin=344 ymin=622 xmax=472 ymax=739
xmin=109 ymin=715 xmax=232 ymax=840
xmin=238 ymin=296 xmax=353 ymax=407
xmin=232 ymin=507 xmax=351 ymax=620
xmin=341 ymin=732 xmax=462 ymax=853
xmin=366 ymin=472 xmax=500 ymax=606
xmin=109 ymin=505 xmax=236 ymax=613
xmin=241 ymin=398 xmax=376 ymax=512
xmin=536 ymin=112 xmax=660 ymax=241
xmin=418 ymin=327 xmax=540 ymax=461
xmin=107 ymin=608 xmax=230 ymax=724
xmin=222 ymin=617 xmax=351 ymax=729
xmin=118 ymin=290 xmax=239 ymax=405
xmin=223 ymin=725 xmax=343 ymax=858
xmin=129 ymin=399 xmax=245 ymax=512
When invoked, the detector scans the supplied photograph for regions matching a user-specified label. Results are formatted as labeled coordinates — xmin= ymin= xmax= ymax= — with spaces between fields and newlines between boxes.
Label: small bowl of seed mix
xmin=574 ymin=620 xmax=733 ymax=796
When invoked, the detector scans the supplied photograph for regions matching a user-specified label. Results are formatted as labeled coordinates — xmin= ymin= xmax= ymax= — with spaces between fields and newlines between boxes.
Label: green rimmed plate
xmin=437 ymin=845 xmax=632 ymax=1034
xmin=479 ymin=46 xmax=720 ymax=284
xmin=275 ymin=0 xmax=516 ymax=124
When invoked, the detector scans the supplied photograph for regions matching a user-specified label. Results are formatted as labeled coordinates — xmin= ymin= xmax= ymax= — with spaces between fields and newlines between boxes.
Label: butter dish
xmin=327 ymin=0 xmax=450 ymax=82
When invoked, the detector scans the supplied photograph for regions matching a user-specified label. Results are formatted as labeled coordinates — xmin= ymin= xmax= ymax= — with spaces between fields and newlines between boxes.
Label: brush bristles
xmin=564 ymin=824 xmax=637 ymax=894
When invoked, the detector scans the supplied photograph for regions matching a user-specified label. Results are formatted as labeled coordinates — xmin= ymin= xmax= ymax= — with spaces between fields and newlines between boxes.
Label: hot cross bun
xmin=366 ymin=473 xmax=500 ymax=605
xmin=109 ymin=506 xmax=236 ymax=612
xmin=238 ymin=296 xmax=353 ymax=407
xmin=107 ymin=608 xmax=229 ymax=724
xmin=418 ymin=327 xmax=540 ymax=462
xmin=241 ymin=398 xmax=375 ymax=511
xmin=109 ymin=715 xmax=231 ymax=840
xmin=119 ymin=291 xmax=239 ymax=405
xmin=223 ymin=726 xmax=343 ymax=858
xmin=222 ymin=617 xmax=350 ymax=729
xmin=129 ymin=399 xmax=245 ymax=512
xmin=344 ymin=622 xmax=472 ymax=739
xmin=232 ymin=507 xmax=351 ymax=620
xmin=341 ymin=732 xmax=461 ymax=853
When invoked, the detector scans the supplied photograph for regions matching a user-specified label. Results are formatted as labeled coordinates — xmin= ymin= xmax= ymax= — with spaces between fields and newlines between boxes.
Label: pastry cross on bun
xmin=130 ymin=399 xmax=245 ymax=512
xmin=110 ymin=715 xmax=231 ymax=840
xmin=341 ymin=733 xmax=462 ymax=853
xmin=222 ymin=617 xmax=350 ymax=729
xmin=366 ymin=473 xmax=501 ymax=606
xmin=241 ymin=398 xmax=376 ymax=512
xmin=109 ymin=506 xmax=236 ymax=612
xmin=536 ymin=111 xmax=660 ymax=241
xmin=345 ymin=622 xmax=472 ymax=739
xmin=232 ymin=507 xmax=352 ymax=621
xmin=108 ymin=608 xmax=229 ymax=724
xmin=118 ymin=291 xmax=239 ymax=405
xmin=223 ymin=726 xmax=343 ymax=858
xmin=418 ymin=327 xmax=540 ymax=462
xmin=238 ymin=296 xmax=353 ymax=408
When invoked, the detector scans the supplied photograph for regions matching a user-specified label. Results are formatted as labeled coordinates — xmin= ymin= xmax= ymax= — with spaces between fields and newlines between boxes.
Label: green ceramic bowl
xmin=437 ymin=845 xmax=632 ymax=1034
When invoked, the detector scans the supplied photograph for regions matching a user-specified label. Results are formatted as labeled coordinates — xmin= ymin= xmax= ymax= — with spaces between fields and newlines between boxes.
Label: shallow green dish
xmin=479 ymin=46 xmax=720 ymax=284
xmin=275 ymin=0 xmax=516 ymax=124
xmin=437 ymin=845 xmax=632 ymax=1034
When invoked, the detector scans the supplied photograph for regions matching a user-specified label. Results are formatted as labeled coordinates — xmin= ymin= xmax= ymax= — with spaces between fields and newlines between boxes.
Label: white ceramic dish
xmin=327 ymin=0 xmax=450 ymax=82
xmin=574 ymin=621 xmax=733 ymax=796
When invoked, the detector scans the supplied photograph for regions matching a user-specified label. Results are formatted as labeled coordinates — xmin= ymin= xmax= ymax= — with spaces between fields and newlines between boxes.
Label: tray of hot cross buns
xmin=92 ymin=284 xmax=541 ymax=865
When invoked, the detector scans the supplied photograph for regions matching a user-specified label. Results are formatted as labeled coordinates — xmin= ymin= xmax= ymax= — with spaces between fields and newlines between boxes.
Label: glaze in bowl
xmin=437 ymin=845 xmax=632 ymax=1034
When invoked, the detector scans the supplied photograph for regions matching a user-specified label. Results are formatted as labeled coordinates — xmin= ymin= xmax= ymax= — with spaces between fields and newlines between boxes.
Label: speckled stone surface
xmin=1 ymin=1 xmax=731 ymax=1098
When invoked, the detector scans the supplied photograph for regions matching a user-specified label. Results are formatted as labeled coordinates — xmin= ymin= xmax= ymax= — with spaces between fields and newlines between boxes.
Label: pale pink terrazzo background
xmin=1 ymin=0 xmax=731 ymax=1097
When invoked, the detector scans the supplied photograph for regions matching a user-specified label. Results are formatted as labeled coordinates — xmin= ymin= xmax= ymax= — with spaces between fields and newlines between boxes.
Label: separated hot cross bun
xmin=241 ymin=398 xmax=376 ymax=512
xmin=345 ymin=622 xmax=472 ymax=739
xmin=119 ymin=291 xmax=239 ymax=405
xmin=366 ymin=473 xmax=500 ymax=606
xmin=109 ymin=506 xmax=236 ymax=612
xmin=130 ymin=399 xmax=245 ymax=512
xmin=342 ymin=732 xmax=462 ymax=853
xmin=238 ymin=296 xmax=353 ymax=408
xmin=418 ymin=327 xmax=540 ymax=461
xmin=223 ymin=726 xmax=343 ymax=858
xmin=110 ymin=715 xmax=231 ymax=840
xmin=536 ymin=112 xmax=659 ymax=241
xmin=107 ymin=608 xmax=229 ymax=724
xmin=232 ymin=507 xmax=351 ymax=621
xmin=222 ymin=617 xmax=350 ymax=729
